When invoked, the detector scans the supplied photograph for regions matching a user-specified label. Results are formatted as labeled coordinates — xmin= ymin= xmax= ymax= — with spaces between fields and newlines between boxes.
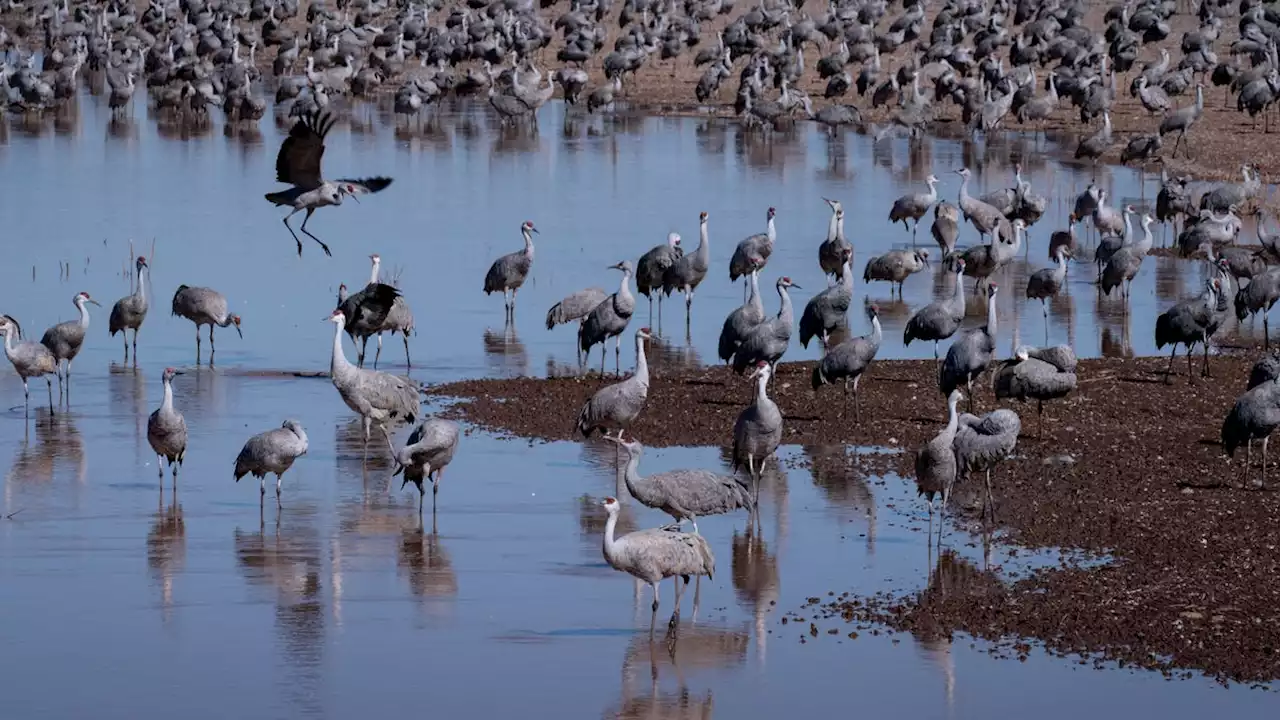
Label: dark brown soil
xmin=428 ymin=351 xmax=1280 ymax=683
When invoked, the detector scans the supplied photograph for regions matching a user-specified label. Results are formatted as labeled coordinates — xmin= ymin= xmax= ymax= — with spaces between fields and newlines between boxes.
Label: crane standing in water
xmin=234 ymin=420 xmax=310 ymax=506
xmin=109 ymin=256 xmax=149 ymax=364
xmin=148 ymin=367 xmax=187 ymax=486
xmin=40 ymin=291 xmax=101 ymax=397
xmin=171 ymin=286 xmax=243 ymax=365
xmin=0 ymin=316 xmax=57 ymax=413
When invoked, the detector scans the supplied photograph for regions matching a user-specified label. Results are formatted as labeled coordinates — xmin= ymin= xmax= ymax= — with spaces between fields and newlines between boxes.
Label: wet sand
xmin=430 ymin=348 xmax=1280 ymax=683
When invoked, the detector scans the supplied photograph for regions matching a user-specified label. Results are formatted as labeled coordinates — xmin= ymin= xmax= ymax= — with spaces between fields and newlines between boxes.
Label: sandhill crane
xmin=368 ymin=254 xmax=414 ymax=368
xmin=387 ymin=418 xmax=460 ymax=513
xmin=718 ymin=264 xmax=765 ymax=364
xmin=1159 ymin=83 xmax=1205 ymax=158
xmin=812 ymin=304 xmax=882 ymax=421
xmin=1155 ymin=277 xmax=1221 ymax=383
xmin=800 ymin=249 xmax=853 ymax=350
xmin=662 ymin=211 xmax=711 ymax=329
xmin=915 ymin=389 xmax=963 ymax=518
xmin=863 ymin=249 xmax=929 ymax=298
xmin=109 ymin=256 xmax=149 ymax=363
xmin=889 ymin=174 xmax=939 ymax=244
xmin=579 ymin=262 xmax=636 ymax=376
xmin=955 ymin=168 xmax=1005 ymax=243
xmin=484 ymin=220 xmax=539 ymax=319
xmin=733 ymin=361 xmax=783 ymax=502
xmin=171 ymin=286 xmax=242 ymax=364
xmin=0 ymin=316 xmax=56 ymax=412
xmin=147 ymin=367 xmax=187 ymax=484
xmin=818 ymin=200 xmax=851 ymax=280
xmin=931 ymin=201 xmax=960 ymax=254
xmin=731 ymin=277 xmax=800 ymax=374
xmin=327 ymin=309 xmax=420 ymax=442
xmin=1026 ymin=247 xmax=1069 ymax=342
xmin=546 ymin=286 xmax=607 ymax=362
xmin=1238 ymin=269 xmax=1280 ymax=349
xmin=1075 ymin=111 xmax=1113 ymax=165
xmin=606 ymin=437 xmax=754 ymax=532
xmin=993 ymin=345 xmax=1078 ymax=438
xmin=234 ymin=420 xmax=309 ymax=506
xmin=905 ymin=259 xmax=967 ymax=359
xmin=1252 ymin=352 xmax=1280 ymax=389
xmin=336 ymin=272 xmax=403 ymax=368
xmin=940 ymin=283 xmax=999 ymax=411
xmin=1222 ymin=377 xmax=1280 ymax=489
xmin=1047 ymin=216 xmax=1079 ymax=261
xmin=40 ymin=291 xmax=101 ymax=395
xmin=729 ymin=207 xmax=777 ymax=297
xmin=600 ymin=496 xmax=715 ymax=631
xmin=951 ymin=408 xmax=1021 ymax=524
xmin=1094 ymin=203 xmax=1135 ymax=277
xmin=264 ymin=110 xmax=393 ymax=256
xmin=1101 ymin=214 xmax=1157 ymax=299
xmin=576 ymin=327 xmax=652 ymax=440
xmin=636 ymin=232 xmax=683 ymax=328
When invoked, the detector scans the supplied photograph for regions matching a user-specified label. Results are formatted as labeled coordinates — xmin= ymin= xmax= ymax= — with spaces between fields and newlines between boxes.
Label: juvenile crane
xmin=733 ymin=361 xmax=783 ymax=502
xmin=484 ymin=220 xmax=539 ymax=319
xmin=109 ymin=256 xmax=149 ymax=363
xmin=729 ymin=207 xmax=777 ymax=297
xmin=606 ymin=436 xmax=754 ymax=532
xmin=662 ymin=211 xmax=711 ymax=329
xmin=40 ymin=291 xmax=101 ymax=395
xmin=171 ymin=285 xmax=242 ymax=364
xmin=0 ymin=316 xmax=56 ymax=412
xmin=601 ymin=496 xmax=715 ymax=630
xmin=636 ymin=232 xmax=683 ymax=327
xmin=265 ymin=110 xmax=393 ymax=257
xmin=147 ymin=367 xmax=187 ymax=485
xmin=905 ymin=259 xmax=967 ymax=360
xmin=576 ymin=327 xmax=651 ymax=441
xmin=388 ymin=418 xmax=461 ymax=512
xmin=579 ymin=261 xmax=635 ymax=376
xmin=889 ymin=174 xmax=939 ymax=244
xmin=993 ymin=345 xmax=1078 ymax=438
xmin=328 ymin=309 xmax=420 ymax=442
xmin=940 ymin=283 xmax=999 ymax=412
xmin=812 ymin=304 xmax=882 ymax=422
xmin=234 ymin=420 xmax=309 ymax=506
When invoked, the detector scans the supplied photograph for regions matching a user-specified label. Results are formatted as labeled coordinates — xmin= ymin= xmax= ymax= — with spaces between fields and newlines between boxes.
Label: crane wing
xmin=335 ymin=177 xmax=394 ymax=196
xmin=275 ymin=110 xmax=335 ymax=189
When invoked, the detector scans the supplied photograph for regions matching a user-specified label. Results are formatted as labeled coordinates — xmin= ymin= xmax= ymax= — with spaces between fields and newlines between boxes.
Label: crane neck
xmin=1 ymin=329 xmax=14 ymax=357
xmin=696 ymin=220 xmax=709 ymax=259
xmin=619 ymin=449 xmax=644 ymax=494
xmin=634 ymin=332 xmax=649 ymax=385
xmin=755 ymin=371 xmax=770 ymax=406
xmin=331 ymin=320 xmax=352 ymax=375
xmin=747 ymin=271 xmax=761 ymax=309
xmin=765 ymin=215 xmax=776 ymax=244
xmin=1137 ymin=221 xmax=1154 ymax=254
xmin=869 ymin=315 xmax=882 ymax=346
xmin=522 ymin=229 xmax=535 ymax=258
xmin=953 ymin=269 xmax=966 ymax=303
xmin=835 ymin=213 xmax=846 ymax=241
xmin=958 ymin=173 xmax=970 ymax=203
xmin=777 ymin=285 xmax=794 ymax=324
xmin=825 ymin=209 xmax=838 ymax=243
xmin=602 ymin=510 xmax=620 ymax=563
xmin=369 ymin=259 xmax=381 ymax=285
xmin=138 ymin=266 xmax=148 ymax=303
xmin=160 ymin=376 xmax=174 ymax=414
xmin=76 ymin=297 xmax=91 ymax=328
xmin=985 ymin=292 xmax=998 ymax=336
xmin=945 ymin=394 xmax=960 ymax=433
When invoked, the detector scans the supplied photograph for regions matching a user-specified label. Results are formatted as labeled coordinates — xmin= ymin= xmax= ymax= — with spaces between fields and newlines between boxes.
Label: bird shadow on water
xmin=6 ymin=407 xmax=85 ymax=486
xmin=147 ymin=486 xmax=186 ymax=625
xmin=482 ymin=319 xmax=527 ymax=377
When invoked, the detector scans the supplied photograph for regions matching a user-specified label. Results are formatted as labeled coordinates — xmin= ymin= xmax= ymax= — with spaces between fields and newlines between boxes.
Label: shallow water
xmin=0 ymin=97 xmax=1276 ymax=717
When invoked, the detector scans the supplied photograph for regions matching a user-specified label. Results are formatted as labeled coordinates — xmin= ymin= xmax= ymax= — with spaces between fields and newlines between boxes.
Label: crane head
xmin=637 ymin=326 xmax=652 ymax=340
xmin=778 ymin=276 xmax=800 ymax=290
xmin=926 ymin=173 xmax=938 ymax=184
xmin=865 ymin=304 xmax=879 ymax=319
xmin=987 ymin=282 xmax=999 ymax=297
xmin=954 ymin=258 xmax=966 ymax=273
xmin=954 ymin=167 xmax=970 ymax=178
xmin=748 ymin=360 xmax=771 ymax=381
xmin=767 ymin=206 xmax=776 ymax=219
xmin=162 ymin=367 xmax=184 ymax=381
xmin=667 ymin=232 xmax=681 ymax=247
xmin=601 ymin=496 xmax=621 ymax=513
xmin=231 ymin=314 xmax=243 ymax=338
xmin=77 ymin=291 xmax=101 ymax=307
xmin=327 ymin=309 xmax=347 ymax=323
xmin=135 ymin=255 xmax=148 ymax=269
xmin=699 ymin=211 xmax=709 ymax=222
xmin=602 ymin=434 xmax=642 ymax=454
xmin=522 ymin=220 xmax=539 ymax=234
xmin=369 ymin=253 xmax=381 ymax=264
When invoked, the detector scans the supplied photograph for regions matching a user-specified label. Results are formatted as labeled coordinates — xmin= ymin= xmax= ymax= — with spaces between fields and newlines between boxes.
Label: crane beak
xmin=789 ymin=282 xmax=803 ymax=290
xmin=88 ymin=299 xmax=102 ymax=307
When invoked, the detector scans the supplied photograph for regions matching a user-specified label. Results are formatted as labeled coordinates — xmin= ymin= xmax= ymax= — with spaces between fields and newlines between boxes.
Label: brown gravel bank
xmin=428 ymin=352 xmax=1280 ymax=682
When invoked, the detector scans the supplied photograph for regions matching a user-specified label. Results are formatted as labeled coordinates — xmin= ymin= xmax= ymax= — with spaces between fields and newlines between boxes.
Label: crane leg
xmin=359 ymin=335 xmax=369 ymax=368
xmin=157 ymin=454 xmax=165 ymax=479
xmin=209 ymin=325 xmax=216 ymax=364
xmin=614 ymin=335 xmax=621 ymax=376
xmin=276 ymin=474 xmax=283 ymax=506
xmin=373 ymin=334 xmax=383 ymax=369
xmin=853 ymin=374 xmax=862 ymax=423
xmin=1186 ymin=345 xmax=1196 ymax=385
xmin=600 ymin=343 xmax=606 ymax=376
xmin=1202 ymin=337 xmax=1212 ymax=378
xmin=259 ymin=476 xmax=266 ymax=498
xmin=195 ymin=324 xmax=202 ymax=365
xmin=984 ymin=469 xmax=996 ymax=525
xmin=1266 ymin=314 xmax=1271 ymax=351
xmin=282 ymin=210 xmax=304 ymax=256
xmin=1245 ymin=440 xmax=1253 ymax=488
xmin=1164 ymin=345 xmax=1176 ymax=383
xmin=363 ymin=416 xmax=372 ymax=443
xmin=122 ymin=334 xmax=129 ymax=362
xmin=1264 ymin=436 xmax=1271 ymax=491
xmin=46 ymin=377 xmax=53 ymax=412
xmin=403 ymin=333 xmax=412 ymax=368
xmin=298 ymin=208 xmax=332 ymax=257
xmin=685 ymin=289 xmax=694 ymax=330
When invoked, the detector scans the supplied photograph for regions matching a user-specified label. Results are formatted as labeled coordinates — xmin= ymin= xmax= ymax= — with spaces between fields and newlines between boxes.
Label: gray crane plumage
xmin=863 ymin=249 xmax=929 ymax=297
xmin=1158 ymin=83 xmax=1205 ymax=158
xmin=811 ymin=305 xmax=882 ymax=422
xmin=388 ymin=418 xmax=461 ymax=512
xmin=905 ymin=260 xmax=967 ymax=359
xmin=662 ymin=212 xmax=711 ymax=327
xmin=1236 ymin=268 xmax=1280 ymax=350
xmin=601 ymin=496 xmax=715 ymax=623
xmin=888 ymin=174 xmax=939 ymax=243
xmin=1249 ymin=352 xmax=1280 ymax=390
xmin=636 ymin=232 xmax=683 ymax=326
xmin=955 ymin=168 xmax=1005 ymax=242
xmin=328 ymin=310 xmax=420 ymax=441
xmin=915 ymin=389 xmax=963 ymax=516
xmin=731 ymin=277 xmax=799 ymax=374
xmin=41 ymin=291 xmax=101 ymax=392
xmin=171 ymin=285 xmax=242 ymax=364
xmin=147 ymin=367 xmax=187 ymax=483
xmin=932 ymin=202 xmax=961 ymax=254
xmin=940 ymin=284 xmax=999 ymax=411
xmin=800 ymin=250 xmax=854 ymax=350
xmin=718 ymin=266 xmax=765 ymax=363
xmin=1101 ymin=215 xmax=1156 ymax=298
xmin=367 ymin=254 xmax=414 ymax=369
xmin=484 ymin=221 xmax=538 ymax=316
xmin=818 ymin=200 xmax=851 ymax=279
xmin=336 ymin=278 xmax=402 ymax=369
xmin=733 ymin=362 xmax=783 ymax=501
xmin=608 ymin=437 xmax=753 ymax=532
xmin=547 ymin=287 xmax=608 ymax=331
xmin=234 ymin=419 xmax=309 ymax=504
xmin=1155 ymin=277 xmax=1220 ymax=383
xmin=576 ymin=327 xmax=651 ymax=439
xmin=579 ymin=262 xmax=636 ymax=375
xmin=0 ymin=316 xmax=56 ymax=411
xmin=729 ymin=207 xmax=777 ymax=287
xmin=1026 ymin=248 xmax=1068 ymax=341
xmin=109 ymin=256 xmax=149 ymax=362
xmin=952 ymin=408 xmax=1021 ymax=523
xmin=1222 ymin=376 xmax=1280 ymax=489
xmin=993 ymin=345 xmax=1078 ymax=438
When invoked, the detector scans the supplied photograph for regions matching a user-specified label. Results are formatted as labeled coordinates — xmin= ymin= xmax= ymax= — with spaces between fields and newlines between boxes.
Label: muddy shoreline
xmin=428 ymin=351 xmax=1280 ymax=683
